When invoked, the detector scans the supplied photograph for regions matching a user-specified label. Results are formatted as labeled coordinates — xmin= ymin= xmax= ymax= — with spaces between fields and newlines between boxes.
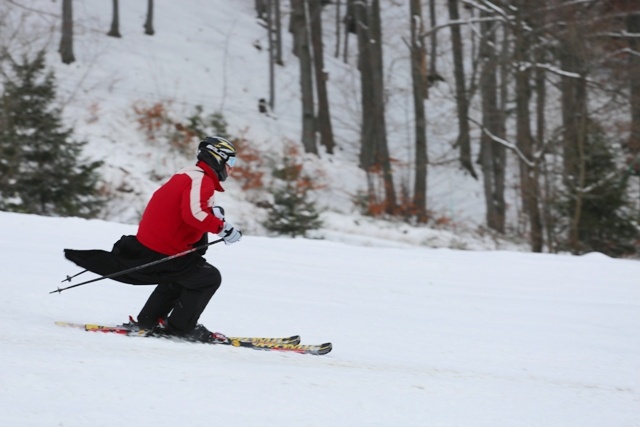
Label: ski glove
xmin=218 ymin=221 xmax=242 ymax=245
xmin=212 ymin=206 xmax=225 ymax=220
xmin=212 ymin=206 xmax=241 ymax=244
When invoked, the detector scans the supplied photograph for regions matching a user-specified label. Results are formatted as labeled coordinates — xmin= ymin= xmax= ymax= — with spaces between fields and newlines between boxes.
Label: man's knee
xmin=204 ymin=264 xmax=222 ymax=291
xmin=183 ymin=263 xmax=221 ymax=291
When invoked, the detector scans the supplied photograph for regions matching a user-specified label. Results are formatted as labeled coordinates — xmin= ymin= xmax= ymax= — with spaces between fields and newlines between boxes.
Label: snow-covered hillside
xmin=1 ymin=0 xmax=521 ymax=250
xmin=2 ymin=3 xmax=639 ymax=425
xmin=1 ymin=211 xmax=639 ymax=426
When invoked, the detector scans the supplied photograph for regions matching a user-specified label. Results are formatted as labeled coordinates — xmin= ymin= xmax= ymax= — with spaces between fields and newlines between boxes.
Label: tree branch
xmin=468 ymin=116 xmax=539 ymax=168
xmin=420 ymin=15 xmax=509 ymax=39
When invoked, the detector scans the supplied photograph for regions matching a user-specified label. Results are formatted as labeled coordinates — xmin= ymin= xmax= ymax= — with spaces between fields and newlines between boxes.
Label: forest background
xmin=1 ymin=0 xmax=639 ymax=257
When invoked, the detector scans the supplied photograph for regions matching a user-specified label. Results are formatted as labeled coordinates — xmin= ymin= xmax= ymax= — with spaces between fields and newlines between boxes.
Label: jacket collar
xmin=196 ymin=160 xmax=225 ymax=192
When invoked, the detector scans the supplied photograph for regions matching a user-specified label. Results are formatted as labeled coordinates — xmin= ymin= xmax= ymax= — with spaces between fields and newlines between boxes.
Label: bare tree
xmin=274 ymin=0 xmax=284 ymax=65
xmin=370 ymin=0 xmax=396 ymax=213
xmin=144 ymin=0 xmax=155 ymax=36
xmin=354 ymin=0 xmax=374 ymax=168
xmin=627 ymin=11 xmax=640 ymax=168
xmin=107 ymin=0 xmax=122 ymax=38
xmin=447 ymin=0 xmax=477 ymax=179
xmin=478 ymin=9 xmax=506 ymax=233
xmin=308 ymin=0 xmax=335 ymax=154
xmin=290 ymin=0 xmax=318 ymax=154
xmin=547 ymin=2 xmax=589 ymax=253
xmin=268 ymin=0 xmax=276 ymax=110
xmin=334 ymin=0 xmax=342 ymax=58
xmin=343 ymin=0 xmax=356 ymax=62
xmin=531 ymin=1 xmax=553 ymax=249
xmin=264 ymin=0 xmax=284 ymax=110
xmin=356 ymin=0 xmax=396 ymax=213
xmin=409 ymin=0 xmax=428 ymax=222
xmin=410 ymin=0 xmax=637 ymax=251
xmin=513 ymin=0 xmax=543 ymax=252
xmin=428 ymin=0 xmax=439 ymax=82
xmin=59 ymin=0 xmax=75 ymax=64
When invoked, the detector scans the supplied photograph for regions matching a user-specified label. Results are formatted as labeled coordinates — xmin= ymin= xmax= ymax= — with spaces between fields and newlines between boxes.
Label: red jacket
xmin=137 ymin=161 xmax=225 ymax=255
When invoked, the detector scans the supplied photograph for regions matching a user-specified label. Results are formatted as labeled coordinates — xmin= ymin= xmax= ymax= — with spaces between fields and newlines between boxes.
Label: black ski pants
xmin=137 ymin=263 xmax=221 ymax=333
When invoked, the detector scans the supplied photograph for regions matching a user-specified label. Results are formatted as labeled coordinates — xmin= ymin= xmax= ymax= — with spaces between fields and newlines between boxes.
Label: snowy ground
xmin=1 ymin=211 xmax=638 ymax=426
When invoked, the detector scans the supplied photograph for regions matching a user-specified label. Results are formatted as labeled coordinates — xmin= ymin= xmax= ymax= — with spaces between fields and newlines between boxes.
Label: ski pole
xmin=50 ymin=238 xmax=225 ymax=294
xmin=62 ymin=269 xmax=88 ymax=283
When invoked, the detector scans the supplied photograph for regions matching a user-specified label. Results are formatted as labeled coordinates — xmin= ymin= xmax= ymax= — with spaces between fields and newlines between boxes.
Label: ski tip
xmin=55 ymin=321 xmax=85 ymax=330
xmin=315 ymin=342 xmax=332 ymax=356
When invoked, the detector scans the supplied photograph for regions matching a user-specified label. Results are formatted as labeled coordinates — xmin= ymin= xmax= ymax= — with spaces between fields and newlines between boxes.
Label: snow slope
xmin=1 ymin=211 xmax=638 ymax=426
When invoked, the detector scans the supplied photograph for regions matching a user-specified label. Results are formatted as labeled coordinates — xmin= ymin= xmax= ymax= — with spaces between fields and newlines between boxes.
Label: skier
xmin=64 ymin=136 xmax=242 ymax=343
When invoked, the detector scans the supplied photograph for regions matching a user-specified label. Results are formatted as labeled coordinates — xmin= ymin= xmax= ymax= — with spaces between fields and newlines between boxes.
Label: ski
xmin=55 ymin=321 xmax=301 ymax=345
xmin=55 ymin=321 xmax=331 ymax=355
xmin=227 ymin=339 xmax=332 ymax=356
xmin=227 ymin=335 xmax=302 ymax=345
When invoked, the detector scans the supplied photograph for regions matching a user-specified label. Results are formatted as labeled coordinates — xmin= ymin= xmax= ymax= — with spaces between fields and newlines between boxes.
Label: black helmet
xmin=197 ymin=136 xmax=237 ymax=182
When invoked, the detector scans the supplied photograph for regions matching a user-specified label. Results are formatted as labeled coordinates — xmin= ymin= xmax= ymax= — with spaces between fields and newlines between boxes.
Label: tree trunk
xmin=531 ymin=0 xmax=554 ymax=251
xmin=369 ymin=0 xmax=396 ymax=213
xmin=410 ymin=0 xmax=428 ymax=222
xmin=144 ymin=0 xmax=155 ymax=36
xmin=334 ymin=0 xmax=342 ymax=58
xmin=343 ymin=0 xmax=356 ymax=62
xmin=447 ymin=0 xmax=477 ymax=179
xmin=495 ymin=20 xmax=509 ymax=232
xmin=308 ymin=0 xmax=335 ymax=154
xmin=355 ymin=0 xmax=374 ymax=169
xmin=428 ymin=0 xmax=438 ymax=82
xmin=268 ymin=0 xmax=276 ymax=110
xmin=536 ymin=42 xmax=552 ymax=251
xmin=59 ymin=0 xmax=75 ymax=64
xmin=256 ymin=0 xmax=268 ymax=19
xmin=290 ymin=0 xmax=318 ymax=154
xmin=355 ymin=0 xmax=395 ymax=213
xmin=627 ymin=12 xmax=640 ymax=168
xmin=514 ymin=0 xmax=542 ymax=252
xmin=274 ymin=0 xmax=284 ymax=65
xmin=559 ymin=24 xmax=588 ymax=254
xmin=107 ymin=0 xmax=121 ymax=38
xmin=479 ymin=11 xmax=505 ymax=233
